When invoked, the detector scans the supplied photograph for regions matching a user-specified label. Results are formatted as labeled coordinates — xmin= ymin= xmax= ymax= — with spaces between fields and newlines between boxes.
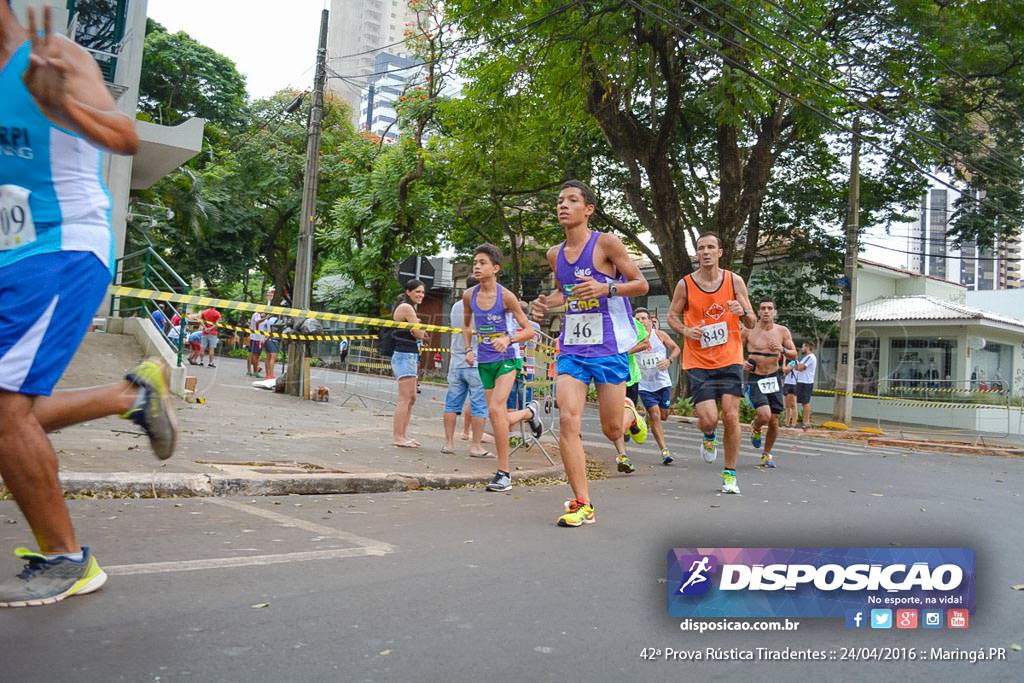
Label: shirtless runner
xmin=742 ymin=299 xmax=797 ymax=468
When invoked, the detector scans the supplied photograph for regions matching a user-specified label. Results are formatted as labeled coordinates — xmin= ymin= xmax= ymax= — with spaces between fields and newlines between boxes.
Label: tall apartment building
xmin=357 ymin=53 xmax=417 ymax=141
xmin=327 ymin=0 xmax=416 ymax=125
xmin=905 ymin=179 xmax=1022 ymax=290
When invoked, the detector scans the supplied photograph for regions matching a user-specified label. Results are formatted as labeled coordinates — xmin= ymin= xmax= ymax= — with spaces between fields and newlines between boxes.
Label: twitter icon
xmin=870 ymin=609 xmax=893 ymax=629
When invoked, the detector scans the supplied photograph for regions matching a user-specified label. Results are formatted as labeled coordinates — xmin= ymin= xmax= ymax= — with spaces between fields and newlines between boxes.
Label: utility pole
xmin=286 ymin=8 xmax=329 ymax=399
xmin=833 ymin=117 xmax=861 ymax=425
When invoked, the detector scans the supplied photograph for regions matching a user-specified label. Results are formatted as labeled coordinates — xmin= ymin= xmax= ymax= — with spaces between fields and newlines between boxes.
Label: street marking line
xmin=105 ymin=547 xmax=389 ymax=576
xmin=207 ymin=498 xmax=394 ymax=553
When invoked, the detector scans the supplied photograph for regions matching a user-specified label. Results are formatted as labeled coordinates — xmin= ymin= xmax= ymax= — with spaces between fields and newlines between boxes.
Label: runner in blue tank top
xmin=530 ymin=181 xmax=649 ymax=527
xmin=463 ymin=244 xmax=543 ymax=493
xmin=0 ymin=5 xmax=177 ymax=608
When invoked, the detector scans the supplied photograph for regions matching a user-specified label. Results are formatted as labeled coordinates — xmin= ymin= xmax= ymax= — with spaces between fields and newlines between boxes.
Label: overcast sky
xmin=147 ymin=0 xmax=329 ymax=100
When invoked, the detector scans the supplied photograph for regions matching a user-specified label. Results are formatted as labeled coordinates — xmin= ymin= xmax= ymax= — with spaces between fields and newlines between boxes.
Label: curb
xmin=32 ymin=464 xmax=567 ymax=498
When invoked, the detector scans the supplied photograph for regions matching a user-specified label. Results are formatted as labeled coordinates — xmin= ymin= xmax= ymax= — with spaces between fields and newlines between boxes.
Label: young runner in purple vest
xmin=531 ymin=181 xmax=649 ymax=527
xmin=463 ymin=244 xmax=543 ymax=493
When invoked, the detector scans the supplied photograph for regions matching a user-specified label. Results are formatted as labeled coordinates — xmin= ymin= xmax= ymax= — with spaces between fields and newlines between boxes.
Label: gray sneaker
xmin=123 ymin=359 xmax=178 ymax=460
xmin=0 ymin=546 xmax=107 ymax=607
xmin=486 ymin=471 xmax=512 ymax=492
xmin=525 ymin=400 xmax=543 ymax=438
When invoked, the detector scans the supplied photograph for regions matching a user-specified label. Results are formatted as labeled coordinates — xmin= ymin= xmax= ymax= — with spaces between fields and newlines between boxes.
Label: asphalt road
xmin=1 ymin=409 xmax=1021 ymax=682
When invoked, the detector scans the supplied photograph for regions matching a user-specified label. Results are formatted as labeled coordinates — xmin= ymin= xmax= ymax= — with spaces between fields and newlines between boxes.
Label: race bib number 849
xmin=0 ymin=185 xmax=36 ymax=251
xmin=700 ymin=321 xmax=728 ymax=349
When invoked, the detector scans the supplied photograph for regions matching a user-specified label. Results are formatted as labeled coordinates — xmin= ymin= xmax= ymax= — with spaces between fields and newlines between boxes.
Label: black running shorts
xmin=747 ymin=371 xmax=785 ymax=414
xmin=687 ymin=364 xmax=743 ymax=404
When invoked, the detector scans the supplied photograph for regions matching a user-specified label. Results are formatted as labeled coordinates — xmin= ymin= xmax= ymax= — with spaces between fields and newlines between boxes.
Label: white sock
xmin=44 ymin=550 xmax=84 ymax=562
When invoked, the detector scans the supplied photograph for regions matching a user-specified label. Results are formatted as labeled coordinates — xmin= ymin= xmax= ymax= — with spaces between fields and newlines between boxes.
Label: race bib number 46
xmin=699 ymin=321 xmax=728 ymax=349
xmin=565 ymin=313 xmax=603 ymax=345
xmin=0 ymin=185 xmax=36 ymax=251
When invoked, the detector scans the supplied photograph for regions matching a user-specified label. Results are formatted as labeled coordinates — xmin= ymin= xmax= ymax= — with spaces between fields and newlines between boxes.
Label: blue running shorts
xmin=0 ymin=252 xmax=111 ymax=396
xmin=557 ymin=352 xmax=630 ymax=386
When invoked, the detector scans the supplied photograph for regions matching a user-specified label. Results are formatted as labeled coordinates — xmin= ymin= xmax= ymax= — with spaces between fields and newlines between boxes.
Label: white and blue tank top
xmin=0 ymin=41 xmax=113 ymax=271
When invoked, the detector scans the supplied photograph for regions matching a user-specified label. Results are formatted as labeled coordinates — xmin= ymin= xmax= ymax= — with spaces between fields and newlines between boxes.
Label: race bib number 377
xmin=0 ymin=185 xmax=36 ymax=250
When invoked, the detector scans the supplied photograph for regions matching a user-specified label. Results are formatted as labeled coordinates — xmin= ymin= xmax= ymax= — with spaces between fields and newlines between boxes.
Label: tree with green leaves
xmin=137 ymin=22 xmax=249 ymax=130
xmin=443 ymin=0 xmax=1024 ymax=295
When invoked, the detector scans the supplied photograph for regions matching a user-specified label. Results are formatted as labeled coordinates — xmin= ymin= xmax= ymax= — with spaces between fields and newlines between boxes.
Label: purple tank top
xmin=471 ymin=284 xmax=517 ymax=364
xmin=555 ymin=231 xmax=637 ymax=358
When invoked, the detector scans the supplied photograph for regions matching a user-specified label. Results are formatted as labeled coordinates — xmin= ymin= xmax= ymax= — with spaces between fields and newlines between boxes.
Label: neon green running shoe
xmin=558 ymin=500 xmax=595 ymax=527
xmin=616 ymin=454 xmax=636 ymax=474
xmin=122 ymin=359 xmax=178 ymax=460
xmin=701 ymin=433 xmax=718 ymax=463
xmin=720 ymin=470 xmax=741 ymax=494
xmin=624 ymin=399 xmax=648 ymax=444
xmin=751 ymin=422 xmax=763 ymax=449
xmin=0 ymin=546 xmax=107 ymax=607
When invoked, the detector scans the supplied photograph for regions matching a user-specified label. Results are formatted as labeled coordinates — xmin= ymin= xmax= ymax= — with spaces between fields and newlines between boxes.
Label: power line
xmin=756 ymin=0 xmax=1024 ymax=179
xmin=852 ymin=0 xmax=1024 ymax=126
xmin=863 ymin=242 xmax=1014 ymax=262
xmin=625 ymin=0 xmax=1024 ymax=229
xmin=676 ymin=0 xmax=1023 ymax=183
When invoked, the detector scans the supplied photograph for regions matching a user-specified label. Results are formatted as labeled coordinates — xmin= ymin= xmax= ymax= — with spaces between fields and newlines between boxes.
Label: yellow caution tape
xmin=109 ymin=285 xmax=462 ymax=334
xmin=114 ymin=286 xmax=566 ymax=354
xmin=813 ymin=388 xmax=1008 ymax=411
xmin=219 ymin=322 xmax=378 ymax=342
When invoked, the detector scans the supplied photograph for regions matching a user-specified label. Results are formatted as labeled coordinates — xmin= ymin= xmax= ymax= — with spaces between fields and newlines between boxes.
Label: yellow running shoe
xmin=122 ymin=359 xmax=178 ymax=460
xmin=624 ymin=398 xmax=648 ymax=444
xmin=0 ymin=546 xmax=107 ymax=607
xmin=557 ymin=500 xmax=595 ymax=527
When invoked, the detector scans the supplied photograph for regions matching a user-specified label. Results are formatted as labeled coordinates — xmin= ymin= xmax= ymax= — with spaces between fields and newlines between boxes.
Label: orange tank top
xmin=681 ymin=270 xmax=744 ymax=370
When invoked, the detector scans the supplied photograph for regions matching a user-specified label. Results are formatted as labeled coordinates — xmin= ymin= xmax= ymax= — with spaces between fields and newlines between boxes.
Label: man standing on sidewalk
xmin=246 ymin=312 xmax=264 ymax=377
xmin=531 ymin=180 xmax=649 ymax=526
xmin=199 ymin=306 xmax=221 ymax=368
xmin=442 ymin=277 xmax=489 ymax=457
xmin=0 ymin=4 xmax=177 ymax=607
xmin=795 ymin=341 xmax=818 ymax=429
xmin=667 ymin=233 xmax=755 ymax=494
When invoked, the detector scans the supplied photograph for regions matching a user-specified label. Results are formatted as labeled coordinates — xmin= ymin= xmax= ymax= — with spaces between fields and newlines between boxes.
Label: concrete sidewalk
xmin=20 ymin=332 xmax=564 ymax=498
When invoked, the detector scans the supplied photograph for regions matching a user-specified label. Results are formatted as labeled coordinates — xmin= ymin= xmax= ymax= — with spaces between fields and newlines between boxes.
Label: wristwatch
xmin=608 ymin=282 xmax=618 ymax=298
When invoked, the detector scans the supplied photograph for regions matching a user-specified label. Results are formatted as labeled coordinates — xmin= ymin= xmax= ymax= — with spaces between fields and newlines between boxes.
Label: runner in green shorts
xmin=464 ymin=244 xmax=544 ymax=492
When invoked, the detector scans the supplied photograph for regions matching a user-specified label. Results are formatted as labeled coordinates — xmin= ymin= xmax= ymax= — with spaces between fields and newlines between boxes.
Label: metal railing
xmin=109 ymin=246 xmax=190 ymax=367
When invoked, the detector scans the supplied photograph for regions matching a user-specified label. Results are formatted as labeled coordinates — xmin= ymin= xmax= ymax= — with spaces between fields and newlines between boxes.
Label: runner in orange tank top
xmin=668 ymin=233 xmax=756 ymax=494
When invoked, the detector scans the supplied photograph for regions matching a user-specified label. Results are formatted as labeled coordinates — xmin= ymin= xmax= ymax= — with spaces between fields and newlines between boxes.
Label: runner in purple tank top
xmin=530 ymin=181 xmax=649 ymax=528
xmin=463 ymin=244 xmax=543 ymax=493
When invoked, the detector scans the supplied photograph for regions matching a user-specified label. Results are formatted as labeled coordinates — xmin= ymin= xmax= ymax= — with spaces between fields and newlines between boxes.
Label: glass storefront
xmin=888 ymin=338 xmax=958 ymax=390
xmin=971 ymin=341 xmax=1013 ymax=392
xmin=819 ymin=337 xmax=880 ymax=393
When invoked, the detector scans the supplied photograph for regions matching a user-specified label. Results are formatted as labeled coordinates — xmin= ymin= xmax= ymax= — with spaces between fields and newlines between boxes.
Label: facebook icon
xmin=845 ymin=609 xmax=866 ymax=629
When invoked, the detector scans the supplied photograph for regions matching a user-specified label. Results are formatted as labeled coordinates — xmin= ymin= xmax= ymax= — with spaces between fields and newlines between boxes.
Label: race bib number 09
xmin=0 ymin=185 xmax=36 ymax=251
xmin=565 ymin=313 xmax=603 ymax=345
xmin=699 ymin=321 xmax=728 ymax=349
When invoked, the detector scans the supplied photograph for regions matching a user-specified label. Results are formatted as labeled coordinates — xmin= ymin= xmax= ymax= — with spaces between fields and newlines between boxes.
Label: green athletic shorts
xmin=477 ymin=358 xmax=522 ymax=390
